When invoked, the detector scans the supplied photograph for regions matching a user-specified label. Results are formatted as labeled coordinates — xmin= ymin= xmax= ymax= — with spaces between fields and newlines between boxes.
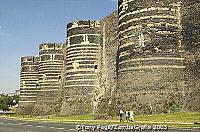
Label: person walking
xmin=128 ymin=111 xmax=130 ymax=121
xmin=126 ymin=111 xmax=130 ymax=122
xmin=119 ymin=110 xmax=124 ymax=122
xmin=130 ymin=110 xmax=134 ymax=122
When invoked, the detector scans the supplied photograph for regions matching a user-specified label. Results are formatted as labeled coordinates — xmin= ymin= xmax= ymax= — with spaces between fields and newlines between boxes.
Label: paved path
xmin=0 ymin=118 xmax=75 ymax=132
xmin=0 ymin=118 xmax=199 ymax=132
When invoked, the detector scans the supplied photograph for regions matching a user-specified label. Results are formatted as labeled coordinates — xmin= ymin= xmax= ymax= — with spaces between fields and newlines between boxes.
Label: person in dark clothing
xmin=128 ymin=111 xmax=130 ymax=122
xmin=126 ymin=111 xmax=130 ymax=122
xmin=119 ymin=110 xmax=124 ymax=122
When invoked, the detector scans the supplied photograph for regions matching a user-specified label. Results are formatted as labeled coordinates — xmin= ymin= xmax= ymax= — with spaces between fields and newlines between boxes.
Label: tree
xmin=0 ymin=95 xmax=19 ymax=110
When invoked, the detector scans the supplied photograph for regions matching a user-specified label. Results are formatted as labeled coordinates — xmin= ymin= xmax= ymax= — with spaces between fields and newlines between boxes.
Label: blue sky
xmin=0 ymin=0 xmax=117 ymax=93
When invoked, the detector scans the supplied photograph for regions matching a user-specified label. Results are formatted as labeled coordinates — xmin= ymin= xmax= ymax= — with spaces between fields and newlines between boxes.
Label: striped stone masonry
xmin=60 ymin=20 xmax=101 ymax=115
xmin=18 ymin=56 xmax=39 ymax=114
xmin=18 ymin=0 xmax=200 ymax=115
xmin=34 ymin=43 xmax=64 ymax=115
xmin=116 ymin=0 xmax=186 ymax=114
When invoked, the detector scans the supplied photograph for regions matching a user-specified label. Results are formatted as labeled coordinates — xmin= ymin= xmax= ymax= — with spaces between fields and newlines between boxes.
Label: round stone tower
xmin=116 ymin=0 xmax=185 ymax=114
xmin=35 ymin=43 xmax=64 ymax=115
xmin=18 ymin=56 xmax=39 ymax=114
xmin=61 ymin=20 xmax=101 ymax=115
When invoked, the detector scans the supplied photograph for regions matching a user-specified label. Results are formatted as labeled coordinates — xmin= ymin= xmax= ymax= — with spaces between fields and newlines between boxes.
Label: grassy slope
xmin=0 ymin=112 xmax=199 ymax=128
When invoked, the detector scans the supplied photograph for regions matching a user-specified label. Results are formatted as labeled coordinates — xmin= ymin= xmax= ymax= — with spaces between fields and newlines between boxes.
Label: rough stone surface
xmin=182 ymin=0 xmax=200 ymax=112
xmin=181 ymin=1 xmax=200 ymax=52
xmin=95 ymin=11 xmax=119 ymax=115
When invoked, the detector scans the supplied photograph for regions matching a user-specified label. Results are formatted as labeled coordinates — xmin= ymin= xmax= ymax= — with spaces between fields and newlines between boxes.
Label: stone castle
xmin=18 ymin=0 xmax=200 ymax=115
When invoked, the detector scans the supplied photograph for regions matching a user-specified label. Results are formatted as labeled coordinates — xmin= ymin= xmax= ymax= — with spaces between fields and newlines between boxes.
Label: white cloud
xmin=0 ymin=26 xmax=2 ymax=29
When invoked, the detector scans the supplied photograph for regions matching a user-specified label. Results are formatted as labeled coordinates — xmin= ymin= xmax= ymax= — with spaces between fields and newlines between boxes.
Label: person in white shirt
xmin=130 ymin=111 xmax=134 ymax=122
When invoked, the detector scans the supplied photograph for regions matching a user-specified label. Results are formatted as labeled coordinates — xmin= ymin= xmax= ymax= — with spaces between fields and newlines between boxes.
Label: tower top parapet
xmin=39 ymin=43 xmax=63 ymax=51
xmin=21 ymin=56 xmax=39 ymax=63
xmin=67 ymin=20 xmax=100 ymax=30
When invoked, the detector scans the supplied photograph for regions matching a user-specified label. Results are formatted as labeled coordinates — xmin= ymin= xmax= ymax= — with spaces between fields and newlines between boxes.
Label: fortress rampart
xmin=95 ymin=11 xmax=119 ymax=115
xmin=18 ymin=0 xmax=200 ymax=115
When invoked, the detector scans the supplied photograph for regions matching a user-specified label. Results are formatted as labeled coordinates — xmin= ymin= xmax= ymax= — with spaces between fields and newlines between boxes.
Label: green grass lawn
xmin=0 ymin=112 xmax=199 ymax=128
xmin=134 ymin=112 xmax=200 ymax=123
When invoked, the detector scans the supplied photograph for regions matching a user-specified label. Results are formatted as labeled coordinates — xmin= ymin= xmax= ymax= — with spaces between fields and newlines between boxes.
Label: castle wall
xmin=18 ymin=0 xmax=200 ymax=116
xmin=61 ymin=20 xmax=101 ymax=115
xmin=34 ymin=43 xmax=64 ymax=115
xmin=95 ymin=11 xmax=119 ymax=115
xmin=116 ymin=0 xmax=186 ymax=114
xmin=182 ymin=1 xmax=200 ymax=112
xmin=18 ymin=56 xmax=39 ymax=114
xmin=181 ymin=0 xmax=200 ymax=53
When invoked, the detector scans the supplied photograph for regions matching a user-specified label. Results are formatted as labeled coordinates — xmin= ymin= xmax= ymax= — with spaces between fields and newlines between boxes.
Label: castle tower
xmin=116 ymin=0 xmax=185 ymax=114
xmin=18 ymin=56 xmax=39 ymax=114
xmin=61 ymin=20 xmax=101 ymax=115
xmin=35 ymin=43 xmax=64 ymax=115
